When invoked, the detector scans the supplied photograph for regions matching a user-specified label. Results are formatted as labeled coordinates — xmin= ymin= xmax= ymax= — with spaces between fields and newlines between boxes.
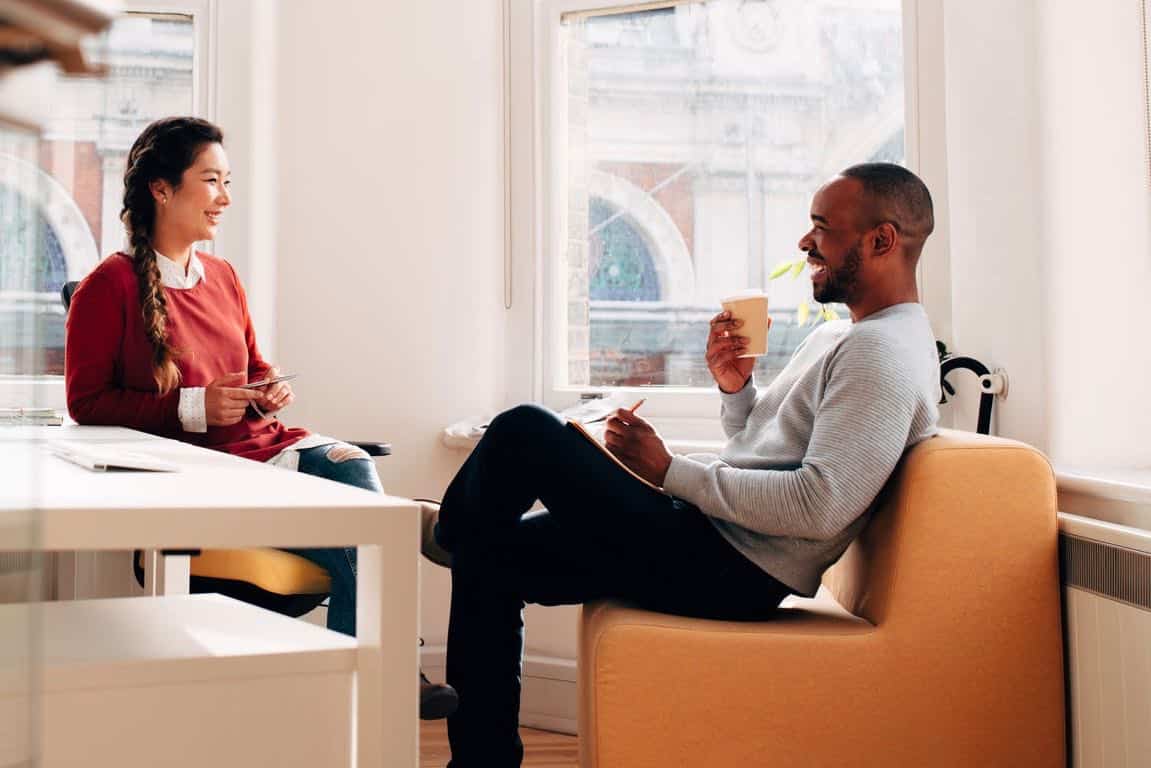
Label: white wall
xmin=938 ymin=0 xmax=1048 ymax=448
xmin=1036 ymin=0 xmax=1151 ymax=467
xmin=215 ymin=0 xmax=279 ymax=360
xmin=938 ymin=0 xmax=1151 ymax=468
xmin=274 ymin=0 xmax=507 ymax=646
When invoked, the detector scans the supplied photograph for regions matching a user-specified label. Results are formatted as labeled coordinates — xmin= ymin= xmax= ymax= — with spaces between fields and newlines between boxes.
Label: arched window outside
xmin=589 ymin=198 xmax=661 ymax=302
xmin=0 ymin=185 xmax=69 ymax=295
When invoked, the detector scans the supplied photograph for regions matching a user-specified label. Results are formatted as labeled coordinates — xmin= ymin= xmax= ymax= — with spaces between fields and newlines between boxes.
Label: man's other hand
xmin=603 ymin=408 xmax=673 ymax=487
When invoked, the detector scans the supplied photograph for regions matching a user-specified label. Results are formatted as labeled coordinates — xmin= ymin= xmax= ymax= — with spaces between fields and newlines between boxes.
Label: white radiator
xmin=1061 ymin=525 xmax=1151 ymax=767
xmin=0 ymin=552 xmax=48 ymax=604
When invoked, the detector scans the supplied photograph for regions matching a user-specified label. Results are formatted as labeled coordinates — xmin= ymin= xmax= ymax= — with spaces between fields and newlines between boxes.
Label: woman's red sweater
xmin=65 ymin=252 xmax=308 ymax=462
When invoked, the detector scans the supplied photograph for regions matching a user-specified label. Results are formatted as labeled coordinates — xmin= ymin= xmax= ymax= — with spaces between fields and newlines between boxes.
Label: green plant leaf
xmin=796 ymin=302 xmax=810 ymax=326
xmin=790 ymin=260 xmax=806 ymax=279
xmin=768 ymin=261 xmax=793 ymax=280
xmin=822 ymin=306 xmax=840 ymax=322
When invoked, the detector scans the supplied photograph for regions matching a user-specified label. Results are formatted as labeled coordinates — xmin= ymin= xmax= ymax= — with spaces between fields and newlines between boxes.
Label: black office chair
xmin=62 ymin=280 xmax=390 ymax=616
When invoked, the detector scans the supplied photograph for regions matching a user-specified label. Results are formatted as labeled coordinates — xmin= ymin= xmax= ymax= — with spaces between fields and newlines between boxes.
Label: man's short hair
xmin=840 ymin=163 xmax=935 ymax=249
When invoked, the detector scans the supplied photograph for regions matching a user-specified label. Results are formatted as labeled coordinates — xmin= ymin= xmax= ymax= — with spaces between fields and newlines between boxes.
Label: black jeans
xmin=437 ymin=404 xmax=790 ymax=767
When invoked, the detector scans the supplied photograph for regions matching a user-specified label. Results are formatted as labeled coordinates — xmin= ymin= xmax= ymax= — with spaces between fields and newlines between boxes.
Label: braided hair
xmin=120 ymin=117 xmax=224 ymax=394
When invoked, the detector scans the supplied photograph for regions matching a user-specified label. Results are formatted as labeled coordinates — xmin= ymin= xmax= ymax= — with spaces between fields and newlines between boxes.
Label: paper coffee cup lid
xmin=721 ymin=289 xmax=767 ymax=303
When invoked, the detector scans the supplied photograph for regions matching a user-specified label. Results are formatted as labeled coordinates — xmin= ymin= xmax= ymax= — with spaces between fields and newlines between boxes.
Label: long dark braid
xmin=120 ymin=117 xmax=224 ymax=394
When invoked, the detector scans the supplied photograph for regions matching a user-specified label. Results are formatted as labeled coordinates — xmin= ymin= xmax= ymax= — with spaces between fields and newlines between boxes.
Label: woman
xmin=64 ymin=116 xmax=456 ymax=719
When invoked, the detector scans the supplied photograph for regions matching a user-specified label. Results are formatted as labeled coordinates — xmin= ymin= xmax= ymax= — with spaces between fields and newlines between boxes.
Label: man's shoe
xmin=415 ymin=499 xmax=454 ymax=569
xmin=420 ymin=671 xmax=459 ymax=720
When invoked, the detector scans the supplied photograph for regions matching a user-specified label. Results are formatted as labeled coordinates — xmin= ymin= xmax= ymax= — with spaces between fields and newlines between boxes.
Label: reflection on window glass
xmin=0 ymin=14 xmax=194 ymax=376
xmin=0 ymin=189 xmax=68 ymax=293
xmin=561 ymin=0 xmax=905 ymax=389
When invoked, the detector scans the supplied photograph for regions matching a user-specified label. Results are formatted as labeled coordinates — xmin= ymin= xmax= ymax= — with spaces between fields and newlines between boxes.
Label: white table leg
xmin=159 ymin=554 xmax=191 ymax=596
xmin=143 ymin=551 xmax=191 ymax=596
xmin=356 ymin=505 xmax=420 ymax=767
xmin=143 ymin=549 xmax=159 ymax=596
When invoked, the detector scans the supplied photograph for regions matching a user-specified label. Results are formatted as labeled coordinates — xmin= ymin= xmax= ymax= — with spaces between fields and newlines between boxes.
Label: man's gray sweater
xmin=662 ymin=302 xmax=940 ymax=596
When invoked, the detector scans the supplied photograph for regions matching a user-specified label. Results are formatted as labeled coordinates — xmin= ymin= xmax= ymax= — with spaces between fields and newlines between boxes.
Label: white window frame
xmin=124 ymin=0 xmax=217 ymax=118
xmin=506 ymin=0 xmax=951 ymax=429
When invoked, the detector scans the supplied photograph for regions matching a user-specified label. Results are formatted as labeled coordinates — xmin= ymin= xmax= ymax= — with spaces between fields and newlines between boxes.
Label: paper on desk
xmin=444 ymin=393 xmax=639 ymax=446
xmin=47 ymin=441 xmax=180 ymax=472
xmin=555 ymin=392 xmax=638 ymax=425
xmin=0 ymin=407 xmax=64 ymax=426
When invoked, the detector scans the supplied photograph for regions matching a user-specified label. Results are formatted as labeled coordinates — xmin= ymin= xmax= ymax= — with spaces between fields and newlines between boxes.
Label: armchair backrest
xmin=820 ymin=429 xmax=1061 ymax=635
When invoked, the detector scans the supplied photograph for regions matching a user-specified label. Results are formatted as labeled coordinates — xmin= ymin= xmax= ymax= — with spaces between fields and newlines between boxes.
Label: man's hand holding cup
xmin=707 ymin=293 xmax=771 ymax=394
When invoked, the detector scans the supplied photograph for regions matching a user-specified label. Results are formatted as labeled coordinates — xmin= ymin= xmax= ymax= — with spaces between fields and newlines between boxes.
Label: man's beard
xmin=812 ymin=241 xmax=861 ymax=304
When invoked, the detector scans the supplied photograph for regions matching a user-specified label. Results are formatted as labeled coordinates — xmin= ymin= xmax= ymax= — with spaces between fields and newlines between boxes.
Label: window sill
xmin=1056 ymin=465 xmax=1151 ymax=551
xmin=442 ymin=430 xmax=479 ymax=451
xmin=0 ymin=375 xmax=66 ymax=410
xmin=1056 ymin=465 xmax=1151 ymax=505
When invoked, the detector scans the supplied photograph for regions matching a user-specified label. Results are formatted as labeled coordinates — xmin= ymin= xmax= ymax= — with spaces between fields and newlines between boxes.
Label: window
xmin=0 ymin=13 xmax=195 ymax=377
xmin=547 ymin=0 xmax=906 ymax=400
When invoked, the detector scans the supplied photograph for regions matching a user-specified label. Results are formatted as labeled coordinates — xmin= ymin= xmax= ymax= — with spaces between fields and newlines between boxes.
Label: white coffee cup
xmin=720 ymin=292 xmax=769 ymax=358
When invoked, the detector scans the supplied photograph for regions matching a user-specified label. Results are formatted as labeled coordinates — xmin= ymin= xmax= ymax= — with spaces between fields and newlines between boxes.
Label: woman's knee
xmin=299 ymin=444 xmax=383 ymax=493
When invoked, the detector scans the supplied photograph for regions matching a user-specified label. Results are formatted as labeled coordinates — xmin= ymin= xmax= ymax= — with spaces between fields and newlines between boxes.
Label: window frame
xmin=123 ymin=0 xmax=216 ymax=119
xmin=0 ymin=0 xmax=217 ymax=406
xmin=507 ymin=0 xmax=950 ymax=427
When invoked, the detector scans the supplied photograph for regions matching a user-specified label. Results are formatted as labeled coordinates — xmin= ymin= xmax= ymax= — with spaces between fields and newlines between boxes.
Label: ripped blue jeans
xmin=282 ymin=443 xmax=383 ymax=636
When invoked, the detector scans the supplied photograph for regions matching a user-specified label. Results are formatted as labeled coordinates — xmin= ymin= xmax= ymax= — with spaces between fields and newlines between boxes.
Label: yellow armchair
xmin=579 ymin=429 xmax=1066 ymax=767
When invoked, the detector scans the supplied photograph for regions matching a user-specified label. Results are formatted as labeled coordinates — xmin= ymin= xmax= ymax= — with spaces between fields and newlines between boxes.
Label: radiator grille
xmin=0 ymin=552 xmax=39 ymax=575
xmin=1061 ymin=534 xmax=1151 ymax=612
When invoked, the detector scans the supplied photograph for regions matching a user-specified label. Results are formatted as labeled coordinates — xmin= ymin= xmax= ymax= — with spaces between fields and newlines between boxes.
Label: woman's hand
xmin=706 ymin=310 xmax=766 ymax=394
xmin=255 ymin=367 xmax=294 ymax=414
xmin=603 ymin=408 xmax=673 ymax=487
xmin=205 ymin=372 xmax=261 ymax=427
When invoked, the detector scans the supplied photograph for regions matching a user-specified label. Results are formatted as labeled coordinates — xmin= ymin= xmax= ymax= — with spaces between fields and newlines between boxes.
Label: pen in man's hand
xmin=629 ymin=398 xmax=646 ymax=415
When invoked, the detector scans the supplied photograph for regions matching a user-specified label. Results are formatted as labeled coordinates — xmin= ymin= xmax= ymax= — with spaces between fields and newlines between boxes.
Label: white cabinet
xmin=0 ymin=594 xmax=358 ymax=768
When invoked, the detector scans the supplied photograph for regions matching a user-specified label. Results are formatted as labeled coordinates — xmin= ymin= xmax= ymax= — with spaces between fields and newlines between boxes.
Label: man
xmin=429 ymin=162 xmax=941 ymax=767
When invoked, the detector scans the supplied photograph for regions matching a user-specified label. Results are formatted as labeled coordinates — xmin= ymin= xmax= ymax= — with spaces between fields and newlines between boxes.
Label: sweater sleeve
xmin=662 ymin=332 xmax=917 ymax=540
xmin=64 ymin=271 xmax=182 ymax=431
xmin=719 ymin=378 xmax=758 ymax=437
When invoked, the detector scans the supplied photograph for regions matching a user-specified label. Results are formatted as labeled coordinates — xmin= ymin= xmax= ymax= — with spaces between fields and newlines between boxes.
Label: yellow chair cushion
xmin=192 ymin=548 xmax=332 ymax=595
xmin=137 ymin=548 xmax=333 ymax=595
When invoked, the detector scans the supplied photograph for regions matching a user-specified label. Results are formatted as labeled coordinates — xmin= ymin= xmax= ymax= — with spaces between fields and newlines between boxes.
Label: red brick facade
xmin=599 ymin=161 xmax=695 ymax=259
xmin=38 ymin=139 xmax=104 ymax=246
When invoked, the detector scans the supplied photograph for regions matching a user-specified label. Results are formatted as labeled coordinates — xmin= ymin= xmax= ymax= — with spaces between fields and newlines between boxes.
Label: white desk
xmin=0 ymin=425 xmax=419 ymax=767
